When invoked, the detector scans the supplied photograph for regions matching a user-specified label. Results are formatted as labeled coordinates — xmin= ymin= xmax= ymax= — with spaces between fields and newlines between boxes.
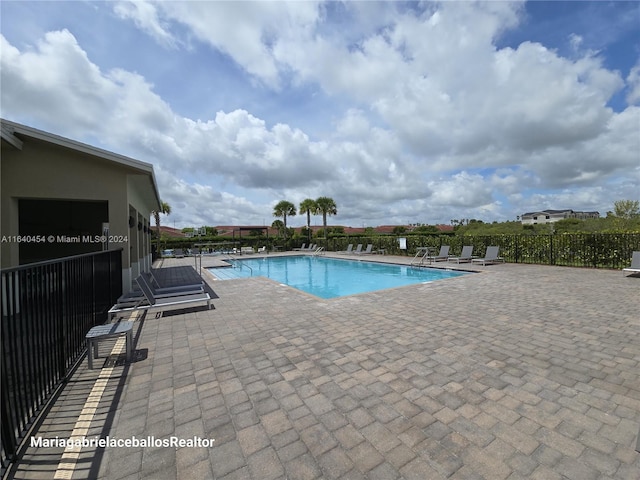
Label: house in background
xmin=157 ymin=226 xmax=187 ymax=238
xmin=1 ymin=119 xmax=161 ymax=293
xmin=521 ymin=209 xmax=600 ymax=225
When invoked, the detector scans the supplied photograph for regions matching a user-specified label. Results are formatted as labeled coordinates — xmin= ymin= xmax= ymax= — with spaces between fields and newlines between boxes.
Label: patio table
xmin=86 ymin=321 xmax=134 ymax=369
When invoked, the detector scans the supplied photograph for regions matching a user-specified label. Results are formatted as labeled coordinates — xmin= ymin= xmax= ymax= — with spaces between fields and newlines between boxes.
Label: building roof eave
xmin=1 ymin=123 xmax=23 ymax=149
xmin=2 ymin=118 xmax=161 ymax=212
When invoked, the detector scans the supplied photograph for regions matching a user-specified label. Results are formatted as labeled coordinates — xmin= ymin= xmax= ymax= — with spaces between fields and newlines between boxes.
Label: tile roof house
xmin=157 ymin=226 xmax=187 ymax=238
xmin=211 ymin=224 xmax=453 ymax=236
xmin=214 ymin=225 xmax=278 ymax=237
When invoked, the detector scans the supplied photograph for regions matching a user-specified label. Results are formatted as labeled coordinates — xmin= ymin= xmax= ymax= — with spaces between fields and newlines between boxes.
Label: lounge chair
xmin=146 ymin=270 xmax=204 ymax=290
xmin=293 ymin=243 xmax=306 ymax=251
xmin=471 ymin=246 xmax=505 ymax=266
xmin=117 ymin=273 xmax=205 ymax=304
xmin=257 ymin=246 xmax=267 ymax=253
xmin=352 ymin=244 xmax=363 ymax=254
xmin=338 ymin=244 xmax=353 ymax=254
xmin=240 ymin=246 xmax=254 ymax=254
xmin=357 ymin=244 xmax=373 ymax=255
xmin=447 ymin=246 xmax=474 ymax=263
xmin=424 ymin=245 xmax=450 ymax=262
xmin=109 ymin=275 xmax=212 ymax=320
xmin=623 ymin=251 xmax=640 ymax=276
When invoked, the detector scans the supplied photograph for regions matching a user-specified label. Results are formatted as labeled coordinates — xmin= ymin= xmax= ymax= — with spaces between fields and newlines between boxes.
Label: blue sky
xmin=1 ymin=1 xmax=639 ymax=229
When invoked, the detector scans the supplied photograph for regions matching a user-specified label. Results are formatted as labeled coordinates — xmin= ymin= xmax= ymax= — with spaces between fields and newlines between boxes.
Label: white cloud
xmin=0 ymin=30 xmax=116 ymax=135
xmin=154 ymin=166 xmax=264 ymax=226
xmin=569 ymin=33 xmax=584 ymax=52
xmin=428 ymin=172 xmax=494 ymax=208
xmin=626 ymin=63 xmax=640 ymax=105
xmin=524 ymin=106 xmax=640 ymax=188
xmin=113 ymin=1 xmax=176 ymax=48
xmin=1 ymin=1 xmax=637 ymax=229
xmin=153 ymin=0 xmax=321 ymax=89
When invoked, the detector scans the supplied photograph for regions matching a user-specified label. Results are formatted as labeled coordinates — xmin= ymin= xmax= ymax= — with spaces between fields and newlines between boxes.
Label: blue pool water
xmin=208 ymin=256 xmax=469 ymax=299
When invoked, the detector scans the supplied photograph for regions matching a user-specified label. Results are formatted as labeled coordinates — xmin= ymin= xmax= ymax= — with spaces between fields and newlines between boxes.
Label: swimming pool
xmin=207 ymin=256 xmax=469 ymax=299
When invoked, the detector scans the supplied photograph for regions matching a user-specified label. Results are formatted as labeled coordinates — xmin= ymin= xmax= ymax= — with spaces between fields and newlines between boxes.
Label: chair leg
xmin=87 ymin=340 xmax=94 ymax=370
xmin=126 ymin=330 xmax=133 ymax=362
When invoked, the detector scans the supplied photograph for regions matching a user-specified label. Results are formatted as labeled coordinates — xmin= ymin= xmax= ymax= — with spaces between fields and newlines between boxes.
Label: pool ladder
xmin=410 ymin=249 xmax=432 ymax=267
xmin=225 ymin=254 xmax=253 ymax=275
xmin=313 ymin=246 xmax=325 ymax=256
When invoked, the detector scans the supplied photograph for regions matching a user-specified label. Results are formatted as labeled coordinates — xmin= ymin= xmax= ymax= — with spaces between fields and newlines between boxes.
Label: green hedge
xmin=327 ymin=233 xmax=640 ymax=269
xmin=155 ymin=232 xmax=639 ymax=269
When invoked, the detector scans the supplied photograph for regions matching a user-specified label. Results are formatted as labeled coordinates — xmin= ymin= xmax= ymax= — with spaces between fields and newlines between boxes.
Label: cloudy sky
xmin=2 ymin=1 xmax=639 ymax=229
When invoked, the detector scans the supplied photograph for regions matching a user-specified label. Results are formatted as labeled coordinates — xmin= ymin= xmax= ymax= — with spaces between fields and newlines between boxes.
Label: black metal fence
xmin=327 ymin=233 xmax=640 ymax=269
xmin=1 ymin=249 xmax=122 ymax=471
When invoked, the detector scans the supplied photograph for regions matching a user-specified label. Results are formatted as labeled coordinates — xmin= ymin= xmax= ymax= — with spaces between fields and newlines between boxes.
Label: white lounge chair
xmin=471 ymin=246 xmax=505 ymax=266
xmin=424 ymin=245 xmax=450 ymax=262
xmin=623 ymin=251 xmax=640 ymax=276
xmin=109 ymin=275 xmax=212 ymax=320
xmin=293 ymin=243 xmax=306 ymax=251
xmin=352 ymin=244 xmax=363 ymax=254
xmin=357 ymin=244 xmax=373 ymax=255
xmin=447 ymin=246 xmax=474 ymax=263
xmin=338 ymin=244 xmax=353 ymax=254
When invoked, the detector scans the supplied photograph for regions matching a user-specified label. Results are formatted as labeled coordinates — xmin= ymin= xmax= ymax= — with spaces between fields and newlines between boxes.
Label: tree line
xmin=152 ymin=198 xmax=638 ymax=250
xmin=454 ymin=200 xmax=640 ymax=236
xmin=273 ymin=197 xmax=337 ymax=242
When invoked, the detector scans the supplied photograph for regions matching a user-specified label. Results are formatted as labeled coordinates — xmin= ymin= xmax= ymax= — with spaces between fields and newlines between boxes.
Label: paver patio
xmin=8 ymin=254 xmax=640 ymax=479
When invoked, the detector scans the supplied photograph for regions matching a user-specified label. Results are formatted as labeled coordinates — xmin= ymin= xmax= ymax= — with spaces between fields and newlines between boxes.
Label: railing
xmin=225 ymin=254 xmax=252 ymax=275
xmin=410 ymin=247 xmax=436 ymax=267
xmin=1 ymin=249 xmax=122 ymax=472
xmin=410 ymin=250 xmax=424 ymax=267
xmin=465 ymin=233 xmax=640 ymax=268
xmin=313 ymin=247 xmax=325 ymax=256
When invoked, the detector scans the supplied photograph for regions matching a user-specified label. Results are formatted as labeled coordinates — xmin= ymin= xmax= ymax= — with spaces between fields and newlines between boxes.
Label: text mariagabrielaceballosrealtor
xmin=31 ymin=435 xmax=215 ymax=448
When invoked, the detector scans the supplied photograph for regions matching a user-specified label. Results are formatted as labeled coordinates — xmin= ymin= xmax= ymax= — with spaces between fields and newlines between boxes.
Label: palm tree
xmin=315 ymin=196 xmax=337 ymax=244
xmin=299 ymin=198 xmax=318 ymax=243
xmin=271 ymin=219 xmax=285 ymax=238
xmin=152 ymin=201 xmax=171 ymax=255
xmin=273 ymin=200 xmax=296 ymax=240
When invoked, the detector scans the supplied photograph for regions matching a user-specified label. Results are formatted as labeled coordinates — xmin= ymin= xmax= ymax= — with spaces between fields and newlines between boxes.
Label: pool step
xmin=209 ymin=266 xmax=246 ymax=280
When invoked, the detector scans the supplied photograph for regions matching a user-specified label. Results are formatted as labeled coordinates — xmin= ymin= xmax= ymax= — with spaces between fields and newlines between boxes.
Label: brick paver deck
xmin=9 ymin=254 xmax=640 ymax=479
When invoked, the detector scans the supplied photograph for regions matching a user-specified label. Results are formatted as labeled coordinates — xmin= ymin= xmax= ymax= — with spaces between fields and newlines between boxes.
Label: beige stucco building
xmin=1 ymin=119 xmax=161 ymax=293
xmin=521 ymin=209 xmax=600 ymax=225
